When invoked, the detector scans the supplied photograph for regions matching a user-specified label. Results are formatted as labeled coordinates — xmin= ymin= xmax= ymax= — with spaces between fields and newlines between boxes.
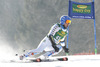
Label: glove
xmin=63 ymin=46 xmax=69 ymax=53
xmin=52 ymin=45 xmax=59 ymax=52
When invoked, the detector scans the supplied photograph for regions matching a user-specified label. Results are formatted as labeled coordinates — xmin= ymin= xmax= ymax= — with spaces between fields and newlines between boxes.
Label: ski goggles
xmin=66 ymin=20 xmax=71 ymax=24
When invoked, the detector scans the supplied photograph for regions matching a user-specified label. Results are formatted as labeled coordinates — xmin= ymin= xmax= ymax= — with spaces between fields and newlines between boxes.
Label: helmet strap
xmin=63 ymin=25 xmax=67 ymax=29
xmin=60 ymin=24 xmax=65 ymax=29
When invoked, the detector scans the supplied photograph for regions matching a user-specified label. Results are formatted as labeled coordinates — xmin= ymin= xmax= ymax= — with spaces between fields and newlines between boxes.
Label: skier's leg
xmin=39 ymin=45 xmax=62 ymax=59
xmin=20 ymin=37 xmax=48 ymax=60
xmin=24 ymin=37 xmax=48 ymax=57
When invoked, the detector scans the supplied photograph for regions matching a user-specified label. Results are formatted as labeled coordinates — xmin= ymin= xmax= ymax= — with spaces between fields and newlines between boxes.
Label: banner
xmin=68 ymin=1 xmax=95 ymax=19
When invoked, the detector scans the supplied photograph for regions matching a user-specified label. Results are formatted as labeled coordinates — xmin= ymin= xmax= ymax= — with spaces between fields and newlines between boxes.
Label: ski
xmin=29 ymin=57 xmax=68 ymax=62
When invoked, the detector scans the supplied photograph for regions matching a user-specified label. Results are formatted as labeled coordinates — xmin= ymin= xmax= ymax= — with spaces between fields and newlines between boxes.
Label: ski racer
xmin=20 ymin=15 xmax=71 ymax=60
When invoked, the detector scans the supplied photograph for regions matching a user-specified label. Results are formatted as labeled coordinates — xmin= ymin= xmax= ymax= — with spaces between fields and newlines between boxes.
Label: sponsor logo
xmin=77 ymin=5 xmax=87 ymax=9
xmin=61 ymin=31 xmax=65 ymax=35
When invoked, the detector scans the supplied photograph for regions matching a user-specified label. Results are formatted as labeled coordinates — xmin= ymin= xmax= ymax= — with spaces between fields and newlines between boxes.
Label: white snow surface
xmin=0 ymin=55 xmax=100 ymax=67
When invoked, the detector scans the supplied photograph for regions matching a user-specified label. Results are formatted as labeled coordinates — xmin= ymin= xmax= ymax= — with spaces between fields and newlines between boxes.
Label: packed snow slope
xmin=0 ymin=55 xmax=100 ymax=67
xmin=0 ymin=0 xmax=100 ymax=55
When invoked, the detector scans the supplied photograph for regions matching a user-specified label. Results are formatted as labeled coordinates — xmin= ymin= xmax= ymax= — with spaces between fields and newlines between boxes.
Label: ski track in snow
xmin=0 ymin=55 xmax=100 ymax=67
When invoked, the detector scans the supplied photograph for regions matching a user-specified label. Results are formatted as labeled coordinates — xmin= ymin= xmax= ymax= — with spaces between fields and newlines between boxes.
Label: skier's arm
xmin=60 ymin=40 xmax=69 ymax=53
xmin=47 ymin=24 xmax=59 ymax=52
xmin=49 ymin=35 xmax=59 ymax=52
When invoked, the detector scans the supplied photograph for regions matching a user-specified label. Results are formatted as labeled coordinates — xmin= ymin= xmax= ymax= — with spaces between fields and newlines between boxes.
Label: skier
xmin=20 ymin=15 xmax=71 ymax=60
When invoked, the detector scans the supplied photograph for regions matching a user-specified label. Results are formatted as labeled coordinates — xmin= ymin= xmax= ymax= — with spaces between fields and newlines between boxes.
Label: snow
xmin=0 ymin=55 xmax=100 ymax=67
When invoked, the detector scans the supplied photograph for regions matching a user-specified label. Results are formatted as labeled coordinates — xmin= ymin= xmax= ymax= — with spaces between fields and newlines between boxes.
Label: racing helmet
xmin=60 ymin=15 xmax=71 ymax=25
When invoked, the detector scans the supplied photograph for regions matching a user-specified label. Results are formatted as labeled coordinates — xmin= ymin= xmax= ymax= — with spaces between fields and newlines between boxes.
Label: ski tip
xmin=36 ymin=58 xmax=42 ymax=62
xmin=32 ymin=58 xmax=42 ymax=62
xmin=58 ymin=57 xmax=68 ymax=61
